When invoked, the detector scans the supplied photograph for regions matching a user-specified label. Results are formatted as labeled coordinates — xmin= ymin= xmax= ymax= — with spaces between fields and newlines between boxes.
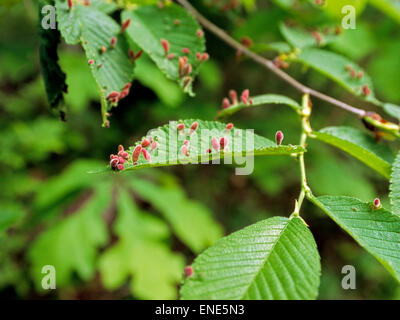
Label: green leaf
xmin=294 ymin=48 xmax=379 ymax=104
xmin=130 ymin=178 xmax=223 ymax=253
xmin=122 ymin=4 xmax=205 ymax=96
xmin=216 ymin=94 xmax=301 ymax=119
xmin=311 ymin=195 xmax=400 ymax=283
xmin=38 ymin=0 xmax=67 ymax=114
xmin=279 ymin=22 xmax=339 ymax=49
xmin=55 ymin=0 xmax=134 ymax=124
xmin=117 ymin=119 xmax=305 ymax=171
xmin=29 ymin=184 xmax=111 ymax=289
xmin=0 ymin=203 xmax=24 ymax=235
xmin=98 ymin=188 xmax=184 ymax=299
xmin=369 ymin=0 xmax=400 ymax=24
xmin=313 ymin=126 xmax=394 ymax=178
xmin=390 ymin=151 xmax=400 ymax=216
xmin=180 ymin=216 xmax=321 ymax=300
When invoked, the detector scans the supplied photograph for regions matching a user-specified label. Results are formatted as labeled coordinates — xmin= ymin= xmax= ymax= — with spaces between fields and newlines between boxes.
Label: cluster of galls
xmin=220 ymin=89 xmax=253 ymax=110
xmin=159 ymin=31 xmax=208 ymax=91
xmin=132 ymin=137 xmax=158 ymax=165
xmin=106 ymin=83 xmax=132 ymax=104
xmin=345 ymin=65 xmax=370 ymax=97
xmin=110 ymin=145 xmax=129 ymax=171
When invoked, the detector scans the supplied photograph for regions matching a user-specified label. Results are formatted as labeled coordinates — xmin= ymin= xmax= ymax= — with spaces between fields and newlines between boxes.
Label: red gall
xmin=184 ymin=63 xmax=192 ymax=75
xmin=119 ymin=88 xmax=129 ymax=100
xmin=182 ymin=48 xmax=190 ymax=55
xmin=195 ymin=52 xmax=201 ymax=61
xmin=249 ymin=98 xmax=253 ymax=105
xmin=151 ymin=141 xmax=158 ymax=150
xmin=184 ymin=140 xmax=190 ymax=146
xmin=124 ymin=83 xmax=131 ymax=90
xmin=100 ymin=46 xmax=107 ymax=53
xmin=240 ymin=36 xmax=253 ymax=47
xmin=161 ymin=38 xmax=170 ymax=56
xmin=167 ymin=53 xmax=175 ymax=60
xmin=190 ymin=121 xmax=199 ymax=132
xmin=88 ymin=59 xmax=94 ymax=65
xmin=206 ymin=148 xmax=212 ymax=153
xmin=68 ymin=0 xmax=73 ymax=10
xmin=362 ymin=85 xmax=371 ymax=96
xmin=181 ymin=145 xmax=189 ymax=156
xmin=107 ymin=91 xmax=119 ymax=101
xmin=229 ymin=90 xmax=238 ymax=105
xmin=174 ymin=19 xmax=180 ymax=25
xmin=211 ymin=137 xmax=219 ymax=152
xmin=222 ymin=98 xmax=230 ymax=109
xmin=121 ymin=19 xmax=131 ymax=33
xmin=275 ymin=131 xmax=284 ymax=146
xmin=141 ymin=138 xmax=151 ymax=148
xmin=196 ymin=29 xmax=203 ymax=38
xmin=177 ymin=123 xmax=185 ymax=131
xmin=110 ymin=36 xmax=117 ymax=48
xmin=118 ymin=157 xmax=126 ymax=164
xmin=312 ymin=31 xmax=322 ymax=45
xmin=118 ymin=145 xmax=124 ymax=152
xmin=220 ymin=137 xmax=228 ymax=149
xmin=135 ymin=50 xmax=143 ymax=60
xmin=117 ymin=164 xmax=124 ymax=171
xmin=350 ymin=69 xmax=356 ymax=78
xmin=357 ymin=71 xmax=364 ymax=79
xmin=373 ymin=198 xmax=381 ymax=209
xmin=132 ymin=145 xmax=142 ymax=164
xmin=201 ymin=53 xmax=209 ymax=61
xmin=110 ymin=158 xmax=119 ymax=169
xmin=241 ymin=89 xmax=250 ymax=105
xmin=226 ymin=123 xmax=234 ymax=130
xmin=158 ymin=1 xmax=164 ymax=9
xmin=141 ymin=148 xmax=151 ymax=162
xmin=84 ymin=0 xmax=90 ymax=5
xmin=184 ymin=266 xmax=194 ymax=277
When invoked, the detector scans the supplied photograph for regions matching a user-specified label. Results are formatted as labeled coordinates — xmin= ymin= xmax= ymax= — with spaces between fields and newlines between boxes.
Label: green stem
xmin=292 ymin=94 xmax=312 ymax=218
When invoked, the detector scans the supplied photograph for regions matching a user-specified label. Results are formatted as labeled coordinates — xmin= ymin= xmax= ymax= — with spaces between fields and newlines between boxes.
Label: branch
xmin=176 ymin=0 xmax=367 ymax=118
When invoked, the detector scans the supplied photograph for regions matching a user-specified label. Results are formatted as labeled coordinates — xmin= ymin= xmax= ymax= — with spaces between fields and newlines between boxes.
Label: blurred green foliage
xmin=1 ymin=0 xmax=400 ymax=299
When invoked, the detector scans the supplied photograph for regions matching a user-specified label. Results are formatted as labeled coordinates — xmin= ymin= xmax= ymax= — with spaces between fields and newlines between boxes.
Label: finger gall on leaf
xmin=161 ymin=39 xmax=170 ymax=56
xmin=362 ymin=85 xmax=371 ymax=97
xmin=220 ymin=137 xmax=228 ymax=150
xmin=141 ymin=138 xmax=151 ymax=148
xmin=184 ymin=266 xmax=194 ymax=277
xmin=181 ymin=145 xmax=189 ymax=156
xmin=222 ymin=98 xmax=230 ymax=109
xmin=190 ymin=121 xmax=199 ymax=132
xmin=110 ymin=36 xmax=117 ymax=48
xmin=121 ymin=19 xmax=131 ymax=33
xmin=141 ymin=148 xmax=151 ymax=162
xmin=211 ymin=137 xmax=220 ymax=152
xmin=275 ymin=131 xmax=284 ymax=146
xmin=132 ymin=145 xmax=142 ymax=164
xmin=229 ymin=90 xmax=238 ymax=105
xmin=373 ymin=198 xmax=381 ymax=209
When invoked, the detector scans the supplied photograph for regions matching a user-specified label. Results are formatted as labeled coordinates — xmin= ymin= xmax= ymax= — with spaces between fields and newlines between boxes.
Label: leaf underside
xmin=313 ymin=195 xmax=400 ymax=283
xmin=180 ymin=216 xmax=321 ymax=300
xmin=119 ymin=119 xmax=305 ymax=171
xmin=313 ymin=126 xmax=394 ymax=178
xmin=56 ymin=0 xmax=134 ymax=119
